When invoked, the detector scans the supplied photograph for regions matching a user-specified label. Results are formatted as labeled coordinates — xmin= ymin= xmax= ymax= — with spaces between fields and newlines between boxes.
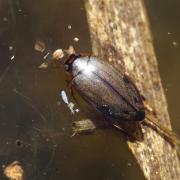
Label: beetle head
xmin=63 ymin=53 xmax=81 ymax=72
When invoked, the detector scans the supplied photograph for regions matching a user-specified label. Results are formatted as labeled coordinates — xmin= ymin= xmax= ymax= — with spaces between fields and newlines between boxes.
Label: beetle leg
xmin=144 ymin=101 xmax=157 ymax=116
xmin=141 ymin=94 xmax=146 ymax=101
xmin=69 ymin=82 xmax=75 ymax=98
xmin=113 ymin=123 xmax=124 ymax=131
xmin=112 ymin=123 xmax=136 ymax=140
xmin=113 ymin=122 xmax=143 ymax=141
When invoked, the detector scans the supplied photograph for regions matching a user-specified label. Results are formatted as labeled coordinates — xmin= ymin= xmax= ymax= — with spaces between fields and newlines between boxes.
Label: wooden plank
xmin=81 ymin=0 xmax=180 ymax=179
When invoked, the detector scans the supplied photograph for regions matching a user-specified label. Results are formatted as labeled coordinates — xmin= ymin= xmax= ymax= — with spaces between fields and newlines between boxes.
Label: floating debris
xmin=34 ymin=40 xmax=46 ymax=53
xmin=53 ymin=49 xmax=64 ymax=60
xmin=3 ymin=17 xmax=8 ymax=22
xmin=60 ymin=90 xmax=79 ymax=114
xmin=68 ymin=102 xmax=76 ymax=113
xmin=75 ymin=108 xmax=80 ymax=113
xmin=4 ymin=161 xmax=24 ymax=180
xmin=61 ymin=90 xmax=69 ymax=104
xmin=35 ymin=40 xmax=65 ymax=69
xmin=9 ymin=46 xmax=13 ymax=51
xmin=67 ymin=25 xmax=72 ymax=30
xmin=72 ymin=119 xmax=96 ymax=136
xmin=172 ymin=41 xmax=178 ymax=47
xmin=167 ymin=32 xmax=171 ymax=35
xmin=38 ymin=62 xmax=49 ymax=69
xmin=127 ymin=162 xmax=132 ymax=167
xmin=73 ymin=37 xmax=79 ymax=42
xmin=10 ymin=55 xmax=15 ymax=61
xmin=6 ymin=141 xmax=10 ymax=145
xmin=15 ymin=139 xmax=25 ymax=148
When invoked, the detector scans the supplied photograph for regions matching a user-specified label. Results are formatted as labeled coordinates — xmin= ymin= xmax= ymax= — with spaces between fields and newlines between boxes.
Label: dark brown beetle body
xmin=65 ymin=54 xmax=145 ymax=123
xmin=35 ymin=40 xmax=180 ymax=145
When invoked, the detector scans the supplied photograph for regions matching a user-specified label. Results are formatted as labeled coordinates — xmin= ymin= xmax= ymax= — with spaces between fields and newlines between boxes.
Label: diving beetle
xmin=35 ymin=41 xmax=180 ymax=144
xmin=62 ymin=53 xmax=145 ymax=123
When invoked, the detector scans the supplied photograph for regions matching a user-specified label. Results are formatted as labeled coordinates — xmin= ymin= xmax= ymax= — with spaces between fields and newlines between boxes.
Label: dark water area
xmin=145 ymin=0 xmax=180 ymax=134
xmin=0 ymin=0 xmax=179 ymax=180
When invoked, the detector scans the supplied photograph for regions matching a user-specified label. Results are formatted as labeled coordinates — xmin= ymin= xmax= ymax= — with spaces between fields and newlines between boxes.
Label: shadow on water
xmin=0 ymin=0 xmax=179 ymax=180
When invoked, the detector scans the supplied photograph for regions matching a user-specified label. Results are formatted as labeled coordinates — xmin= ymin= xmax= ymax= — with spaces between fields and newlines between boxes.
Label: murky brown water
xmin=145 ymin=0 xmax=180 ymax=135
xmin=0 ymin=0 xmax=179 ymax=179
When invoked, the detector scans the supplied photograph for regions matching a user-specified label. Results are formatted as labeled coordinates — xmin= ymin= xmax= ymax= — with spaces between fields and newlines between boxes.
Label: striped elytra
xmin=64 ymin=54 xmax=145 ymax=122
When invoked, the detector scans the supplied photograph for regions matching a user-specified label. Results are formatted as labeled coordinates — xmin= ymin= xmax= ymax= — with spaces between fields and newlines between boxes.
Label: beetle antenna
xmin=143 ymin=109 xmax=180 ymax=146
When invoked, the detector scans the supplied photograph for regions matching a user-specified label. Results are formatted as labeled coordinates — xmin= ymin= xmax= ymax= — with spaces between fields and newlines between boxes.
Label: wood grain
xmin=82 ymin=0 xmax=180 ymax=179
